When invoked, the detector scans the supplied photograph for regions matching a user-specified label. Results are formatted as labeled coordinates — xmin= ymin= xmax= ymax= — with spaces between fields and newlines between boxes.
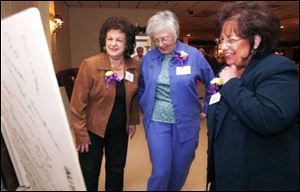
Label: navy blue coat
xmin=207 ymin=54 xmax=299 ymax=191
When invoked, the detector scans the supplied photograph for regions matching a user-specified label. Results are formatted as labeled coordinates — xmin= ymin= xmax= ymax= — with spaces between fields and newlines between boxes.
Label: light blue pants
xmin=146 ymin=121 xmax=199 ymax=191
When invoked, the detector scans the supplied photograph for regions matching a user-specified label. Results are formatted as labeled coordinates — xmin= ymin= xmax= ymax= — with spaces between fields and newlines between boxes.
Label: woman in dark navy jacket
xmin=207 ymin=1 xmax=299 ymax=191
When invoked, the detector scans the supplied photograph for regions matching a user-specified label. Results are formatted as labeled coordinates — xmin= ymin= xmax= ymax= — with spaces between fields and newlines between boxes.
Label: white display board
xmin=1 ymin=8 xmax=86 ymax=191
xmin=1 ymin=116 xmax=31 ymax=190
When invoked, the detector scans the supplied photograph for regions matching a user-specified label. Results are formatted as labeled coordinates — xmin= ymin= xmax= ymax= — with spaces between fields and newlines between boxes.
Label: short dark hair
xmin=215 ymin=1 xmax=280 ymax=57
xmin=99 ymin=17 xmax=136 ymax=58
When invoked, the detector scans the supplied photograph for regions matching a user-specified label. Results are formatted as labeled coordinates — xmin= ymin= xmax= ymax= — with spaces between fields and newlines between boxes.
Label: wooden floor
xmin=98 ymin=118 xmax=208 ymax=191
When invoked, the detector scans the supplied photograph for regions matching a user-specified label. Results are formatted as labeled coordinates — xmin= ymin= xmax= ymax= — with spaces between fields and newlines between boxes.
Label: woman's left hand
xmin=128 ymin=125 xmax=136 ymax=139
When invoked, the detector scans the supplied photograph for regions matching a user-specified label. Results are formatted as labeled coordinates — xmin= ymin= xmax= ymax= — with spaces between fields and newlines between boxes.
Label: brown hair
xmin=215 ymin=1 xmax=280 ymax=57
xmin=99 ymin=17 xmax=135 ymax=58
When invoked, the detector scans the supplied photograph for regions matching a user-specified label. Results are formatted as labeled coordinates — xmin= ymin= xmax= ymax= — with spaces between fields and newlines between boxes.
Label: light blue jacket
xmin=138 ymin=41 xmax=214 ymax=142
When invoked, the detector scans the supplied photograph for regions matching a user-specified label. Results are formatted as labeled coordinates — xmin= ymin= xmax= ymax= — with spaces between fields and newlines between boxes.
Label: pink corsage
xmin=173 ymin=50 xmax=188 ymax=67
xmin=104 ymin=71 xmax=120 ymax=88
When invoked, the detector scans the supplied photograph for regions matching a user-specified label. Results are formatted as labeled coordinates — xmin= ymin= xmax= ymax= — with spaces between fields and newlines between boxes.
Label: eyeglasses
xmin=153 ymin=36 xmax=170 ymax=45
xmin=215 ymin=37 xmax=243 ymax=46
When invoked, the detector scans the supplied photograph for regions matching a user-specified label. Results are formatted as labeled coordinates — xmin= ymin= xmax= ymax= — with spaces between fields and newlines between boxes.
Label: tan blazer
xmin=70 ymin=53 xmax=140 ymax=145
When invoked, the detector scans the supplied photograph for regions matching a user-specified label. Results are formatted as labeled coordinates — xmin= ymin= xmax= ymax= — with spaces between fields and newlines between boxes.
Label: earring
xmin=251 ymin=48 xmax=257 ymax=55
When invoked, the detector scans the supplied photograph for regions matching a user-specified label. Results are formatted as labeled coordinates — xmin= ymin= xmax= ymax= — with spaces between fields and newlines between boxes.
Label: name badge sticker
xmin=125 ymin=71 xmax=134 ymax=82
xmin=176 ymin=66 xmax=191 ymax=75
xmin=209 ymin=92 xmax=221 ymax=105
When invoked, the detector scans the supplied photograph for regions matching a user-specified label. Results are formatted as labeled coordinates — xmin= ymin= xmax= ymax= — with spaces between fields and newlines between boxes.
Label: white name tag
xmin=176 ymin=66 xmax=191 ymax=75
xmin=209 ymin=92 xmax=221 ymax=105
xmin=125 ymin=71 xmax=134 ymax=82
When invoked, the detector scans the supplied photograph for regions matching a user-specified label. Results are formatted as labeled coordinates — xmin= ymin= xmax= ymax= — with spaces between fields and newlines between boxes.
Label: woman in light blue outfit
xmin=138 ymin=10 xmax=215 ymax=191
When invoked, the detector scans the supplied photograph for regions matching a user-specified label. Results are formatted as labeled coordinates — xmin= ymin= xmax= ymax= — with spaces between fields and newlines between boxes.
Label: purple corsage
xmin=210 ymin=77 xmax=223 ymax=94
xmin=173 ymin=50 xmax=188 ymax=67
xmin=104 ymin=71 xmax=120 ymax=88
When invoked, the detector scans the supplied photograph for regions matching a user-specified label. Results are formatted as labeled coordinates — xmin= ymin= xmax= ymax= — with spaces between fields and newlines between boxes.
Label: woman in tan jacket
xmin=70 ymin=16 xmax=139 ymax=191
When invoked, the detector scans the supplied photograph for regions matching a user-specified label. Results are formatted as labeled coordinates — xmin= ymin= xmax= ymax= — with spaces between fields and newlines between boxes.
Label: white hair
xmin=146 ymin=10 xmax=179 ymax=39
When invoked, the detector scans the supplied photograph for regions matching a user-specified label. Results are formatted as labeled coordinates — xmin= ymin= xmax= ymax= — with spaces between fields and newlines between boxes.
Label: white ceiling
xmin=64 ymin=1 xmax=299 ymax=41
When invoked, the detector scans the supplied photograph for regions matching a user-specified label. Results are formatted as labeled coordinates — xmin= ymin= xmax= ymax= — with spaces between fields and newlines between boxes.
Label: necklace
xmin=111 ymin=63 xmax=124 ymax=80
xmin=111 ymin=62 xmax=124 ymax=70
xmin=111 ymin=65 xmax=124 ymax=71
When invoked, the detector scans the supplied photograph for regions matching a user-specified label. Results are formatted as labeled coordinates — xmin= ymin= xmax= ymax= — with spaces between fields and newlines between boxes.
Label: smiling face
xmin=219 ymin=20 xmax=252 ymax=68
xmin=153 ymin=29 xmax=177 ymax=55
xmin=105 ymin=29 xmax=126 ymax=59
